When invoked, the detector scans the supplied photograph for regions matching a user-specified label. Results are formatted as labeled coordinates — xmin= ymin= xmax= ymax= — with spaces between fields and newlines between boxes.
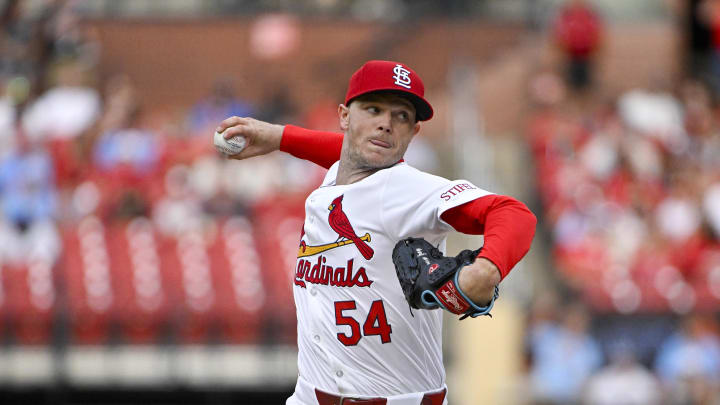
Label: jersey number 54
xmin=334 ymin=300 xmax=392 ymax=346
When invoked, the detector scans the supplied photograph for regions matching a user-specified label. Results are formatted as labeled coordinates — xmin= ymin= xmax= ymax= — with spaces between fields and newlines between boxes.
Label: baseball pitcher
xmin=215 ymin=60 xmax=536 ymax=405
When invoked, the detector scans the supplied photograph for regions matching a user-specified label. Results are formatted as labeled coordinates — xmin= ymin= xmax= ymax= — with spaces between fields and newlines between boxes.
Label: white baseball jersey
xmin=287 ymin=161 xmax=491 ymax=405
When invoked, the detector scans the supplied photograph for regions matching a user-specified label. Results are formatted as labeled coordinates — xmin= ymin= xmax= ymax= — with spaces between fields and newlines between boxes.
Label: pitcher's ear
xmin=339 ymin=104 xmax=350 ymax=131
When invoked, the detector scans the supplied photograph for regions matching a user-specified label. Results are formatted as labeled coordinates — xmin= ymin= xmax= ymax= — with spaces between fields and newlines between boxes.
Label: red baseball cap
xmin=344 ymin=60 xmax=434 ymax=121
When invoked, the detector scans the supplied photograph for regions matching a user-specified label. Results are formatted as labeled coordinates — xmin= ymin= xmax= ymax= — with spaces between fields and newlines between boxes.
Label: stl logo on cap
xmin=344 ymin=60 xmax=434 ymax=121
xmin=392 ymin=64 xmax=412 ymax=89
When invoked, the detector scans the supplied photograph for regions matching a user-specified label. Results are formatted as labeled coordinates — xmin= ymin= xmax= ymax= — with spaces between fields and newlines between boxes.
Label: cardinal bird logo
xmin=327 ymin=195 xmax=374 ymax=260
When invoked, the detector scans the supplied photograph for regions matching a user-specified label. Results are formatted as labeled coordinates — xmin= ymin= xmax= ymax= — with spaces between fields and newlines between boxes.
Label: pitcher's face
xmin=339 ymin=93 xmax=420 ymax=170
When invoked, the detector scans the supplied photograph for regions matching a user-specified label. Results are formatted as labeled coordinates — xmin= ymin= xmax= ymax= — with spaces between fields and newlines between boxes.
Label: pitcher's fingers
xmin=221 ymin=124 xmax=250 ymax=140
xmin=216 ymin=116 xmax=248 ymax=134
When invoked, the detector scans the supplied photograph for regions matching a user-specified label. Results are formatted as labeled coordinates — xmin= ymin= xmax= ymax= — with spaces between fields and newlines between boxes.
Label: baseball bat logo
xmin=298 ymin=233 xmax=371 ymax=258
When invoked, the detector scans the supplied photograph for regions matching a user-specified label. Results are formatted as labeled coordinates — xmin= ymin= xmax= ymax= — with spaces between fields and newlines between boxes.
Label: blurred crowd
xmin=0 ymin=0 xmax=324 ymax=267
xmin=527 ymin=63 xmax=720 ymax=315
xmin=0 ymin=0 xmax=335 ymax=345
xmin=522 ymin=294 xmax=720 ymax=405
xmin=521 ymin=1 xmax=720 ymax=403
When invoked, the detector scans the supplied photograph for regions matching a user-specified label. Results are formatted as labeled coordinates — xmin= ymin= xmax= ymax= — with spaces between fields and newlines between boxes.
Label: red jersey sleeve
xmin=279 ymin=124 xmax=343 ymax=169
xmin=440 ymin=194 xmax=536 ymax=280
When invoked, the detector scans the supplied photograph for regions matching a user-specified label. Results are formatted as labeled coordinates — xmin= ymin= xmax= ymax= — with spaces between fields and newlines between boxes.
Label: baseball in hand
xmin=213 ymin=130 xmax=246 ymax=156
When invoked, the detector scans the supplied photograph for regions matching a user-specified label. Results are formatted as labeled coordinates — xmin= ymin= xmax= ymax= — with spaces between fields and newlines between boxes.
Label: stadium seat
xmin=214 ymin=217 xmax=264 ymax=344
xmin=252 ymin=197 xmax=306 ymax=344
xmin=111 ymin=218 xmax=170 ymax=344
xmin=5 ymin=261 xmax=55 ymax=345
xmin=63 ymin=217 xmax=115 ymax=344
xmin=159 ymin=229 xmax=219 ymax=343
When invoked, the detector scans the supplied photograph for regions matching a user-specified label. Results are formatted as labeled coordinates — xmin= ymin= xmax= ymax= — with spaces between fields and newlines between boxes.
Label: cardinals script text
xmin=295 ymin=255 xmax=373 ymax=288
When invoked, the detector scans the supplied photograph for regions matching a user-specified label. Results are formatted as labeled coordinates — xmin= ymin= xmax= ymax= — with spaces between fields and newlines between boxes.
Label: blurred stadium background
xmin=0 ymin=0 xmax=719 ymax=404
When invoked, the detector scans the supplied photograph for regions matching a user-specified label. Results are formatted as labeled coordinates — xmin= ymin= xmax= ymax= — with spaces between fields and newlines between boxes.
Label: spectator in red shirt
xmin=552 ymin=0 xmax=604 ymax=92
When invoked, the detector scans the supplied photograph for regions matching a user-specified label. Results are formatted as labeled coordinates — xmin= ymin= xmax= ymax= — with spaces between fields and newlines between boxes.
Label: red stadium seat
xmin=5 ymin=260 xmax=55 ymax=345
xmin=252 ymin=196 xmax=306 ymax=344
xmin=111 ymin=218 xmax=170 ymax=344
xmin=691 ymin=245 xmax=720 ymax=311
xmin=0 ymin=263 xmax=6 ymax=341
xmin=213 ymin=217 xmax=264 ymax=344
xmin=159 ymin=229 xmax=219 ymax=343
xmin=62 ymin=216 xmax=115 ymax=344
